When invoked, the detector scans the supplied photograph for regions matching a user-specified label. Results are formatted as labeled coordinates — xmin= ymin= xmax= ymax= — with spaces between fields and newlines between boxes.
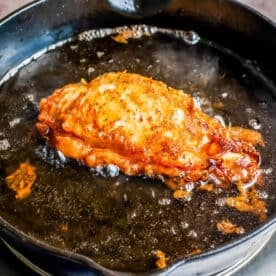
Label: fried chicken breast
xmin=36 ymin=72 xmax=264 ymax=189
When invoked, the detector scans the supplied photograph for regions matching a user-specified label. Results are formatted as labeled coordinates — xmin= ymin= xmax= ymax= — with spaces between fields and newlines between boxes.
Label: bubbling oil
xmin=0 ymin=25 xmax=275 ymax=272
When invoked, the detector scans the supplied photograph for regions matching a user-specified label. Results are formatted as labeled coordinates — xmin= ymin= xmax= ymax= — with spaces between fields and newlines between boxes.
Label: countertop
xmin=0 ymin=0 xmax=275 ymax=275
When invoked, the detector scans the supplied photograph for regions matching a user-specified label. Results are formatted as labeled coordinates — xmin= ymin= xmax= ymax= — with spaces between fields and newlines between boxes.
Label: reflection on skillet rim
xmin=0 ymin=210 xmax=275 ymax=274
xmin=0 ymin=0 xmax=276 ymax=274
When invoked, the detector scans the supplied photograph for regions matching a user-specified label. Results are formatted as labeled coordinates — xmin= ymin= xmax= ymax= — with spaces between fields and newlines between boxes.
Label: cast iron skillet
xmin=0 ymin=0 xmax=275 ymax=275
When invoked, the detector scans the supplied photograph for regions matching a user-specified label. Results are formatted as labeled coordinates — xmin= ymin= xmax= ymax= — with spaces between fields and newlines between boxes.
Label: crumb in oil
xmin=155 ymin=250 xmax=167 ymax=269
xmin=5 ymin=161 xmax=36 ymax=200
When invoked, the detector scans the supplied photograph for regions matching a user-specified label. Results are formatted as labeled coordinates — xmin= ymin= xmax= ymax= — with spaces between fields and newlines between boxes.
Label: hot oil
xmin=0 ymin=25 xmax=275 ymax=272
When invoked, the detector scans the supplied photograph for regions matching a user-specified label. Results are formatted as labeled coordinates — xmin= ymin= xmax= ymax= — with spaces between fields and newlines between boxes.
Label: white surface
xmin=235 ymin=233 xmax=276 ymax=275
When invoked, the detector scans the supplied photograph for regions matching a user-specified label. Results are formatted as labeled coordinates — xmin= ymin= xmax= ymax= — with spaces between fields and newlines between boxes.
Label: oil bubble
xmin=248 ymin=118 xmax=262 ymax=130
xmin=264 ymin=168 xmax=273 ymax=175
xmin=96 ymin=164 xmax=120 ymax=177
xmin=221 ymin=92 xmax=228 ymax=98
xmin=35 ymin=144 xmax=68 ymax=168
xmin=181 ymin=221 xmax=189 ymax=229
xmin=258 ymin=190 xmax=268 ymax=200
xmin=0 ymin=139 xmax=10 ymax=150
xmin=158 ymin=198 xmax=172 ymax=206
xmin=187 ymin=230 xmax=198 ymax=238
xmin=96 ymin=51 xmax=105 ymax=58
xmin=9 ymin=118 xmax=21 ymax=128
xmin=215 ymin=198 xmax=226 ymax=207
xmin=246 ymin=108 xmax=253 ymax=114
xmin=182 ymin=31 xmax=200 ymax=45
xmin=70 ymin=45 xmax=78 ymax=51
xmin=170 ymin=226 xmax=177 ymax=235
xmin=88 ymin=67 xmax=95 ymax=75
xmin=257 ymin=100 xmax=267 ymax=109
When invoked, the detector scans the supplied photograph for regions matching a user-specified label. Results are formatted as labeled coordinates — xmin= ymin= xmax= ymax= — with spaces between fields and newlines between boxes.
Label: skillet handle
xmin=106 ymin=0 xmax=170 ymax=17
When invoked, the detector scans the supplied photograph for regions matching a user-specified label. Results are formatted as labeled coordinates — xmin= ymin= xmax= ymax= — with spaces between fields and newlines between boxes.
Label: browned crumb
xmin=155 ymin=250 xmax=167 ymax=269
xmin=187 ymin=248 xmax=202 ymax=256
xmin=60 ymin=223 xmax=69 ymax=232
xmin=80 ymin=78 xmax=87 ymax=85
xmin=213 ymin=101 xmax=224 ymax=109
xmin=256 ymin=173 xmax=264 ymax=185
xmin=173 ymin=189 xmax=191 ymax=199
xmin=197 ymin=183 xmax=214 ymax=192
xmin=226 ymin=183 xmax=267 ymax=223
xmin=249 ymin=188 xmax=267 ymax=223
xmin=217 ymin=220 xmax=245 ymax=235
xmin=165 ymin=178 xmax=178 ymax=191
xmin=111 ymin=30 xmax=135 ymax=44
xmin=5 ymin=161 xmax=36 ymax=200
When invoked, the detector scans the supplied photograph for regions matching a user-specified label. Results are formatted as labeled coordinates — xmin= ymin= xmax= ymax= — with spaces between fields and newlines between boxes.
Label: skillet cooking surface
xmin=0 ymin=26 xmax=275 ymax=272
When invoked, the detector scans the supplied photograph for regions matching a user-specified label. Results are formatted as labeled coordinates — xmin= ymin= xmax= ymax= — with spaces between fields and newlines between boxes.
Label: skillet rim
xmin=0 ymin=206 xmax=274 ymax=275
xmin=1 ymin=0 xmax=276 ymax=28
xmin=0 ymin=0 xmax=275 ymax=274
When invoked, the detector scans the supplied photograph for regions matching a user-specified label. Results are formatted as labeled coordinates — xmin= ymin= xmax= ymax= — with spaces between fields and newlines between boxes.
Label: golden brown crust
xmin=36 ymin=72 xmax=264 ymax=189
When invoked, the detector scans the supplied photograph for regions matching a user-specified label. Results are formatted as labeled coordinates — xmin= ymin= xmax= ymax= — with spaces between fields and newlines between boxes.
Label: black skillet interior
xmin=0 ymin=0 xmax=275 ymax=273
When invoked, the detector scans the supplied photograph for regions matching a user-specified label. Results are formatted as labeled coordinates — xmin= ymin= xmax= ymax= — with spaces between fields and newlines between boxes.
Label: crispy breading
xmin=36 ymin=72 xmax=264 ymax=189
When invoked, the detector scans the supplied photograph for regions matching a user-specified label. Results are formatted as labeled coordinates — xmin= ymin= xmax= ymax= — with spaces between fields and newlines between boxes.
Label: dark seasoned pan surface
xmin=0 ymin=26 xmax=275 ymax=272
